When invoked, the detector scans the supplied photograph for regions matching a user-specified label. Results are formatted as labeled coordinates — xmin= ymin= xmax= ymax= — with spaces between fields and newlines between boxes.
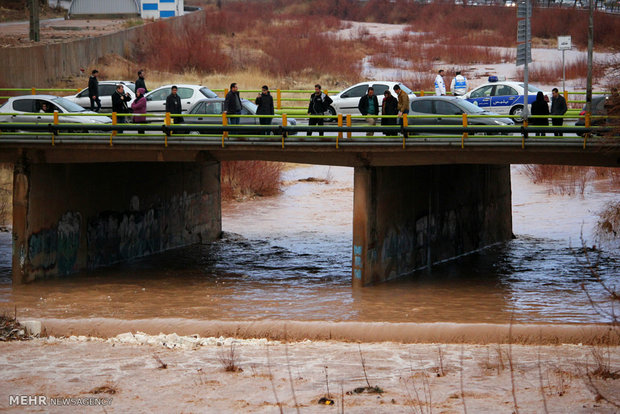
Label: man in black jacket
xmin=358 ymin=86 xmax=379 ymax=136
xmin=135 ymin=69 xmax=148 ymax=93
xmin=307 ymin=84 xmax=333 ymax=136
xmin=224 ymin=82 xmax=242 ymax=125
xmin=550 ymin=88 xmax=567 ymax=136
xmin=381 ymin=90 xmax=398 ymax=136
xmin=88 ymin=69 xmax=101 ymax=112
xmin=111 ymin=84 xmax=131 ymax=124
xmin=255 ymin=85 xmax=274 ymax=134
xmin=165 ymin=85 xmax=184 ymax=128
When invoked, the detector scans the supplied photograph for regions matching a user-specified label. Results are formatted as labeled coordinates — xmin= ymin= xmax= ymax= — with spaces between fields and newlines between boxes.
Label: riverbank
xmin=1 ymin=332 xmax=619 ymax=412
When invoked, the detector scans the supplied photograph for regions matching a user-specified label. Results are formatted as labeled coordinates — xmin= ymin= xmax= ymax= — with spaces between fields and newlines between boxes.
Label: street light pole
xmin=28 ymin=0 xmax=40 ymax=42
xmin=585 ymin=0 xmax=594 ymax=114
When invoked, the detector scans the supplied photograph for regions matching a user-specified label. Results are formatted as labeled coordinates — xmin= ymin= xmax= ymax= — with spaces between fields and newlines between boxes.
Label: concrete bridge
xmin=1 ymin=126 xmax=618 ymax=286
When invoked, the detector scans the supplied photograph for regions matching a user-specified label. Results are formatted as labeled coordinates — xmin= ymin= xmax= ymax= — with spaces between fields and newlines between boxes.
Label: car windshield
xmin=398 ymin=84 xmax=413 ymax=94
xmin=518 ymin=83 xmax=543 ymax=93
xmin=243 ymin=101 xmax=258 ymax=114
xmin=51 ymin=97 xmax=88 ymax=112
xmin=200 ymin=88 xmax=218 ymax=98
xmin=457 ymin=99 xmax=486 ymax=113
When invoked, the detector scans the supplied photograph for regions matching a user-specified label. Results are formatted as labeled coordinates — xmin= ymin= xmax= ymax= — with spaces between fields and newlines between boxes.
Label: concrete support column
xmin=352 ymin=164 xmax=512 ymax=287
xmin=12 ymin=159 xmax=221 ymax=283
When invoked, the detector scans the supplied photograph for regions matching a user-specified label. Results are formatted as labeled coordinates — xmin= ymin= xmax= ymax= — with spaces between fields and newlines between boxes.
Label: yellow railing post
xmin=337 ymin=113 xmax=343 ymax=144
xmin=281 ymin=113 xmax=287 ymax=148
xmin=403 ymin=114 xmax=409 ymax=145
xmin=31 ymin=87 xmax=36 ymax=95
xmin=584 ymin=111 xmax=591 ymax=149
xmin=346 ymin=114 xmax=351 ymax=140
xmin=420 ymin=90 xmax=425 ymax=97
xmin=222 ymin=112 xmax=228 ymax=147
xmin=52 ymin=110 xmax=59 ymax=146
xmin=110 ymin=112 xmax=117 ymax=146
xmin=277 ymin=89 xmax=281 ymax=110
xmin=462 ymin=113 xmax=468 ymax=148
xmin=563 ymin=90 xmax=568 ymax=101
xmin=164 ymin=112 xmax=171 ymax=147
xmin=522 ymin=119 xmax=528 ymax=149
xmin=224 ymin=88 xmax=229 ymax=97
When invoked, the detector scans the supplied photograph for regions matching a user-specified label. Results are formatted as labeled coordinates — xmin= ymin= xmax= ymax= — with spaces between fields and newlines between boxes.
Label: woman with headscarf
xmin=530 ymin=91 xmax=549 ymax=136
xmin=131 ymin=88 xmax=147 ymax=134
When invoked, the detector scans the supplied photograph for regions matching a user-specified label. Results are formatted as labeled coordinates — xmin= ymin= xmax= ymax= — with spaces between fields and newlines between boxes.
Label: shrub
xmin=221 ymin=161 xmax=284 ymax=201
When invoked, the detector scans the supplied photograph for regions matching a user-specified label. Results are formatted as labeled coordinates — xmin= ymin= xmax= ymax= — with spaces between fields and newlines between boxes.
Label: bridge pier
xmin=12 ymin=158 xmax=221 ymax=283
xmin=352 ymin=164 xmax=512 ymax=286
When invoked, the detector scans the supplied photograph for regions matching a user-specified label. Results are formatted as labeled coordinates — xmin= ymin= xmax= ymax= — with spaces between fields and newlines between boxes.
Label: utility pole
xmin=585 ymin=0 xmax=594 ymax=114
xmin=516 ymin=0 xmax=532 ymax=120
xmin=29 ymin=0 xmax=40 ymax=42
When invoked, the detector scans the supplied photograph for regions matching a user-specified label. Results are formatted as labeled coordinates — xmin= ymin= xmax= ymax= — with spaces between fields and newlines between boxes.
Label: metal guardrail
xmin=0 ymin=111 xmax=617 ymax=150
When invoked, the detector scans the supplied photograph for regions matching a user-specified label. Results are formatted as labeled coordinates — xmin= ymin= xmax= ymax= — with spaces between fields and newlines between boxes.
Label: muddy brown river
xmin=0 ymin=165 xmax=618 ymax=324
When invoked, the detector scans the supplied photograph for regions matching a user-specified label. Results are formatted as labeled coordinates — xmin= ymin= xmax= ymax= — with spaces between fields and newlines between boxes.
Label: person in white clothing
xmin=434 ymin=69 xmax=446 ymax=96
xmin=450 ymin=71 xmax=468 ymax=96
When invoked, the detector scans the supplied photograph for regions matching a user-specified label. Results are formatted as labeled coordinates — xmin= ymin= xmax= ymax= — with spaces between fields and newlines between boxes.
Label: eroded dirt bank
xmin=1 ymin=335 xmax=619 ymax=413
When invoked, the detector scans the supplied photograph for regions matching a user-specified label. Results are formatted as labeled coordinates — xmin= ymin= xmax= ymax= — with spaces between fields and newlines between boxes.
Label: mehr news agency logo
xmin=9 ymin=395 xmax=113 ymax=407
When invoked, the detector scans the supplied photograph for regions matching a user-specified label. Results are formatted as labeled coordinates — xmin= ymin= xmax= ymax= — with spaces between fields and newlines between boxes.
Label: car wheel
xmin=510 ymin=105 xmax=524 ymax=123
xmin=325 ymin=106 xmax=337 ymax=123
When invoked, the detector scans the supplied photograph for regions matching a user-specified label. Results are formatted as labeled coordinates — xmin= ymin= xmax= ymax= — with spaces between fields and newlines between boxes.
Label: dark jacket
xmin=382 ymin=95 xmax=398 ymax=116
xmin=358 ymin=94 xmax=379 ymax=116
xmin=550 ymin=95 xmax=567 ymax=115
xmin=165 ymin=93 xmax=182 ymax=114
xmin=255 ymin=92 xmax=274 ymax=115
xmin=530 ymin=94 xmax=549 ymax=126
xmin=88 ymin=76 xmax=99 ymax=98
xmin=111 ymin=90 xmax=130 ymax=113
xmin=224 ymin=91 xmax=242 ymax=114
xmin=308 ymin=92 xmax=333 ymax=115
xmin=135 ymin=77 xmax=148 ymax=93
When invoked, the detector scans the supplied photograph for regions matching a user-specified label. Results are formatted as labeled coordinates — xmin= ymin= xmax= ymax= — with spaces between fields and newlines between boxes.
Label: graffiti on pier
xmin=28 ymin=212 xmax=81 ymax=276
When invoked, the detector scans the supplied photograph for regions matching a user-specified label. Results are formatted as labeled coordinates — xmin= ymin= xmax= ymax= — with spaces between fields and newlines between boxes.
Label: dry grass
xmin=221 ymin=161 xmax=284 ymax=201
xmin=515 ymin=57 xmax=606 ymax=83
xmin=520 ymin=165 xmax=619 ymax=197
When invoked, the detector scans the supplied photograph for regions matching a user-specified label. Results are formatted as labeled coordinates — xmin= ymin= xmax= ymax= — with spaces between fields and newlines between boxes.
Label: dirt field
xmin=1 ymin=332 xmax=619 ymax=413
xmin=0 ymin=18 xmax=133 ymax=48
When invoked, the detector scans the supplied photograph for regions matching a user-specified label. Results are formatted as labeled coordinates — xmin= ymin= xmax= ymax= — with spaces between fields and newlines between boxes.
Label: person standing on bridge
xmin=88 ymin=69 xmax=101 ymax=112
xmin=224 ymin=83 xmax=242 ymax=125
xmin=307 ymin=84 xmax=333 ymax=136
xmin=112 ymin=84 xmax=131 ymax=124
xmin=381 ymin=90 xmax=398 ymax=136
xmin=255 ymin=85 xmax=274 ymax=135
xmin=394 ymin=84 xmax=409 ymax=137
xmin=450 ymin=71 xmax=468 ymax=96
xmin=165 ymin=86 xmax=184 ymax=130
xmin=357 ymin=86 xmax=379 ymax=136
xmin=530 ymin=91 xmax=550 ymax=136
xmin=131 ymin=88 xmax=147 ymax=134
xmin=434 ymin=69 xmax=446 ymax=96
xmin=135 ymin=69 xmax=148 ymax=93
xmin=550 ymin=88 xmax=567 ymax=136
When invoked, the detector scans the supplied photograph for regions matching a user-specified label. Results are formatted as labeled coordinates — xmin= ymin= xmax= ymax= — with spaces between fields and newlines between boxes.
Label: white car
xmin=0 ymin=95 xmax=112 ymax=127
xmin=461 ymin=80 xmax=551 ymax=121
xmin=329 ymin=81 xmax=417 ymax=116
xmin=64 ymin=80 xmax=136 ymax=112
xmin=145 ymin=84 xmax=218 ymax=119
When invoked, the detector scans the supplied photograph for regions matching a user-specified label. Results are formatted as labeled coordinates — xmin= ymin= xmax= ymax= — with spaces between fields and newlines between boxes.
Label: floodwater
xmin=0 ymin=165 xmax=618 ymax=325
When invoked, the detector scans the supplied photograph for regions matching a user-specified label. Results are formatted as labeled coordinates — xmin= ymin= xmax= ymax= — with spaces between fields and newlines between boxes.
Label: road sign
xmin=516 ymin=43 xmax=532 ymax=66
xmin=558 ymin=36 xmax=572 ymax=50
xmin=517 ymin=0 xmax=531 ymax=17
xmin=517 ymin=20 xmax=531 ymax=42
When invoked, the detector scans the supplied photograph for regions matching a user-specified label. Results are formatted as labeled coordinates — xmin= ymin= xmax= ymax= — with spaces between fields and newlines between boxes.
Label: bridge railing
xmin=0 ymin=111 xmax=617 ymax=149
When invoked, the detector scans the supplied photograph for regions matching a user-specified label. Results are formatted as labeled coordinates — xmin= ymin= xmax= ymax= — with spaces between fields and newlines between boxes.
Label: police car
xmin=460 ymin=77 xmax=550 ymax=121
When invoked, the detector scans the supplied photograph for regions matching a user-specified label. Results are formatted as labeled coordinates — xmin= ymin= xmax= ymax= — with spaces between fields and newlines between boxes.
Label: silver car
xmin=64 ymin=81 xmax=136 ymax=112
xmin=145 ymin=84 xmax=218 ymax=120
xmin=0 ymin=95 xmax=112 ymax=128
xmin=185 ymin=98 xmax=297 ymax=134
